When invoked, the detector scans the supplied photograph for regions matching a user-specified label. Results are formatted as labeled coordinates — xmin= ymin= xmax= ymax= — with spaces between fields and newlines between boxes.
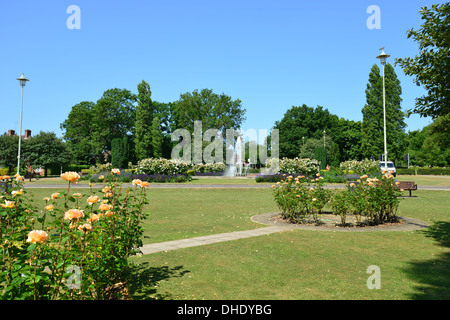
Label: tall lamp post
xmin=323 ymin=130 xmax=326 ymax=168
xmin=376 ymin=48 xmax=390 ymax=170
xmin=16 ymin=73 xmax=29 ymax=175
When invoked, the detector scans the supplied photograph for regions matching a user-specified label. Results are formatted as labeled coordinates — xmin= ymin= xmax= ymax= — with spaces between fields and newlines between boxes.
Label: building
xmin=6 ymin=129 xmax=44 ymax=176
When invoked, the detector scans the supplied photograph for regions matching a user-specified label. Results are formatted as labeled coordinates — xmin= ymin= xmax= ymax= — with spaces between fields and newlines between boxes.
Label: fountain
xmin=223 ymin=137 xmax=244 ymax=177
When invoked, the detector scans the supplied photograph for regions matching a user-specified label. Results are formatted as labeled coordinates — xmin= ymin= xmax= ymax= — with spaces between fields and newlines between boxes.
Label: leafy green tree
xmin=151 ymin=116 xmax=163 ymax=158
xmin=395 ymin=3 xmax=450 ymax=118
xmin=0 ymin=134 xmax=22 ymax=174
xmin=407 ymin=114 xmax=450 ymax=166
xmin=111 ymin=136 xmax=131 ymax=169
xmin=135 ymin=80 xmax=154 ymax=160
xmin=170 ymin=89 xmax=246 ymax=134
xmin=60 ymin=101 xmax=97 ymax=165
xmin=361 ymin=64 xmax=407 ymax=162
xmin=93 ymin=88 xmax=137 ymax=156
xmin=274 ymin=105 xmax=340 ymax=159
xmin=23 ymin=131 xmax=72 ymax=177
xmin=334 ymin=118 xmax=362 ymax=161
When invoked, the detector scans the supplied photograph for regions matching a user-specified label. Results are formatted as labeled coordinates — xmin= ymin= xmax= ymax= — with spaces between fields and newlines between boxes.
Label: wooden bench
xmin=397 ymin=181 xmax=418 ymax=197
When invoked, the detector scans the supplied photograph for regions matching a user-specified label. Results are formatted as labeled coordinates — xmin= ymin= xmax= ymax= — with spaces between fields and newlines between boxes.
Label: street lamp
xmin=376 ymin=48 xmax=390 ymax=170
xmin=16 ymin=73 xmax=29 ymax=175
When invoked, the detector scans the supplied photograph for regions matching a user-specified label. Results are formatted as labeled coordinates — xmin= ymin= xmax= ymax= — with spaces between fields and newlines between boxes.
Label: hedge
xmin=397 ymin=167 xmax=450 ymax=175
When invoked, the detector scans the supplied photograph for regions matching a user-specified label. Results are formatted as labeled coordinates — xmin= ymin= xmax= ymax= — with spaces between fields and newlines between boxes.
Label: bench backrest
xmin=398 ymin=181 xmax=416 ymax=189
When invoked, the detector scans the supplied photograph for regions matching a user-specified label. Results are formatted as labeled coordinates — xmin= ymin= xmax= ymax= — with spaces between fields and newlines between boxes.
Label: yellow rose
xmin=140 ymin=181 xmax=150 ymax=188
xmin=12 ymin=189 xmax=24 ymax=197
xmin=99 ymin=203 xmax=111 ymax=211
xmin=64 ymin=209 xmax=84 ymax=220
xmin=111 ymin=168 xmax=121 ymax=175
xmin=27 ymin=230 xmax=48 ymax=244
xmin=132 ymin=179 xmax=142 ymax=186
xmin=1 ymin=200 xmax=15 ymax=209
xmin=61 ymin=171 xmax=80 ymax=183
xmin=45 ymin=205 xmax=54 ymax=211
xmin=87 ymin=195 xmax=100 ymax=205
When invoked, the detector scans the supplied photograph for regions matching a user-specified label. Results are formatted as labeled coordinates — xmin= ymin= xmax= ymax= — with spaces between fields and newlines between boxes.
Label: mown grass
xmin=22 ymin=184 xmax=450 ymax=300
xmin=129 ymin=189 xmax=449 ymax=300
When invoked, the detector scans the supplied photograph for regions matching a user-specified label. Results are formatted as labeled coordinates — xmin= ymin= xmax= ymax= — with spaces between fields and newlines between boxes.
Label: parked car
xmin=379 ymin=161 xmax=396 ymax=177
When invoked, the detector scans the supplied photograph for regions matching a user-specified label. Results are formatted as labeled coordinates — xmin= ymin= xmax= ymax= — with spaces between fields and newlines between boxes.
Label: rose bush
xmin=1 ymin=169 xmax=149 ymax=300
xmin=272 ymin=170 xmax=401 ymax=226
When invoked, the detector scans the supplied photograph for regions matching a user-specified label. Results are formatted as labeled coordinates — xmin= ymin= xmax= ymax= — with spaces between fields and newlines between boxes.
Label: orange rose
xmin=45 ymin=205 xmax=54 ymax=211
xmin=64 ymin=209 xmax=84 ymax=220
xmin=102 ymin=186 xmax=112 ymax=193
xmin=140 ymin=181 xmax=150 ymax=188
xmin=132 ymin=179 xmax=142 ymax=186
xmin=87 ymin=195 xmax=100 ymax=205
xmin=111 ymin=168 xmax=120 ymax=175
xmin=51 ymin=193 xmax=60 ymax=199
xmin=72 ymin=193 xmax=83 ymax=199
xmin=61 ymin=171 xmax=80 ymax=183
xmin=87 ymin=214 xmax=100 ymax=223
xmin=106 ymin=210 xmax=115 ymax=217
xmin=27 ymin=230 xmax=48 ymax=244
xmin=99 ymin=203 xmax=111 ymax=211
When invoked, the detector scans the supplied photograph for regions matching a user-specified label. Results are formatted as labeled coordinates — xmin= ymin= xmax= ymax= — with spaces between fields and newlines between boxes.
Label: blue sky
xmin=0 ymin=0 xmax=444 ymax=139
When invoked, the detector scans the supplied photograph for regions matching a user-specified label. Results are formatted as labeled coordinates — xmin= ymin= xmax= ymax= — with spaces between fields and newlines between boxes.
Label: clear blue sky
xmin=0 ymin=0 xmax=444 ymax=139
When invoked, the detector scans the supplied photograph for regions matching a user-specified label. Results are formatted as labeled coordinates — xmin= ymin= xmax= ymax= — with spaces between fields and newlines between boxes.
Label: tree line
xmin=0 ymin=3 xmax=448 ymax=174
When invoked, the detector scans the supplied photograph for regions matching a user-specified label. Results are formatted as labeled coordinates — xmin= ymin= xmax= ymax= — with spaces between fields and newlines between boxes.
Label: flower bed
xmin=272 ymin=171 xmax=401 ymax=226
xmin=265 ymin=158 xmax=320 ymax=176
xmin=1 ymin=170 xmax=149 ymax=300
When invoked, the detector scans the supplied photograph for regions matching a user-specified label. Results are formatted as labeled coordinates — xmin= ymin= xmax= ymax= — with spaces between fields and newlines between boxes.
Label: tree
xmin=0 ymin=134 xmax=22 ymax=174
xmin=333 ymin=118 xmax=362 ymax=161
xmin=111 ymin=136 xmax=131 ymax=169
xmin=60 ymin=101 xmax=97 ymax=165
xmin=93 ymin=88 xmax=137 ymax=156
xmin=23 ymin=131 xmax=72 ymax=177
xmin=395 ymin=3 xmax=450 ymax=118
xmin=274 ymin=105 xmax=340 ymax=159
xmin=170 ymin=89 xmax=246 ymax=134
xmin=407 ymin=114 xmax=450 ymax=166
xmin=151 ymin=116 xmax=163 ymax=158
xmin=361 ymin=64 xmax=407 ymax=162
xmin=134 ymin=80 xmax=154 ymax=160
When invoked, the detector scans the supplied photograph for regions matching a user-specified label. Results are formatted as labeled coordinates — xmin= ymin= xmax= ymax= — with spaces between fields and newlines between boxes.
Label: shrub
xmin=329 ymin=190 xmax=351 ymax=225
xmin=265 ymin=158 xmax=320 ymax=176
xmin=339 ymin=159 xmax=379 ymax=176
xmin=136 ymin=158 xmax=191 ymax=175
xmin=192 ymin=163 xmax=227 ymax=173
xmin=0 ymin=170 xmax=149 ymax=300
xmin=271 ymin=173 xmax=329 ymax=224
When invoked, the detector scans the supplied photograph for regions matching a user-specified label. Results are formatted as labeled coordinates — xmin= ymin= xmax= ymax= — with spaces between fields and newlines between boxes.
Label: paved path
xmin=22 ymin=183 xmax=450 ymax=190
xmin=139 ymin=226 xmax=295 ymax=255
xmin=138 ymin=213 xmax=429 ymax=255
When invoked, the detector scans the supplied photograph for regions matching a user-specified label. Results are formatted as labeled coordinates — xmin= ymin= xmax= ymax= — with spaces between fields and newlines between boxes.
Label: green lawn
xmin=396 ymin=174 xmax=450 ymax=187
xmin=22 ymin=183 xmax=450 ymax=300
xmin=129 ymin=190 xmax=450 ymax=300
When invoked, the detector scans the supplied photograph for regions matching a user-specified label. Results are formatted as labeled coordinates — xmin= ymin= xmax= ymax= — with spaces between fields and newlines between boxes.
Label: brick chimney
xmin=8 ymin=129 xmax=15 ymax=136
xmin=24 ymin=129 xmax=31 ymax=139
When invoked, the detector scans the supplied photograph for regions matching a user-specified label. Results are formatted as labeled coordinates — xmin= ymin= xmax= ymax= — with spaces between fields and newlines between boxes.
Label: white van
xmin=379 ymin=161 xmax=396 ymax=177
